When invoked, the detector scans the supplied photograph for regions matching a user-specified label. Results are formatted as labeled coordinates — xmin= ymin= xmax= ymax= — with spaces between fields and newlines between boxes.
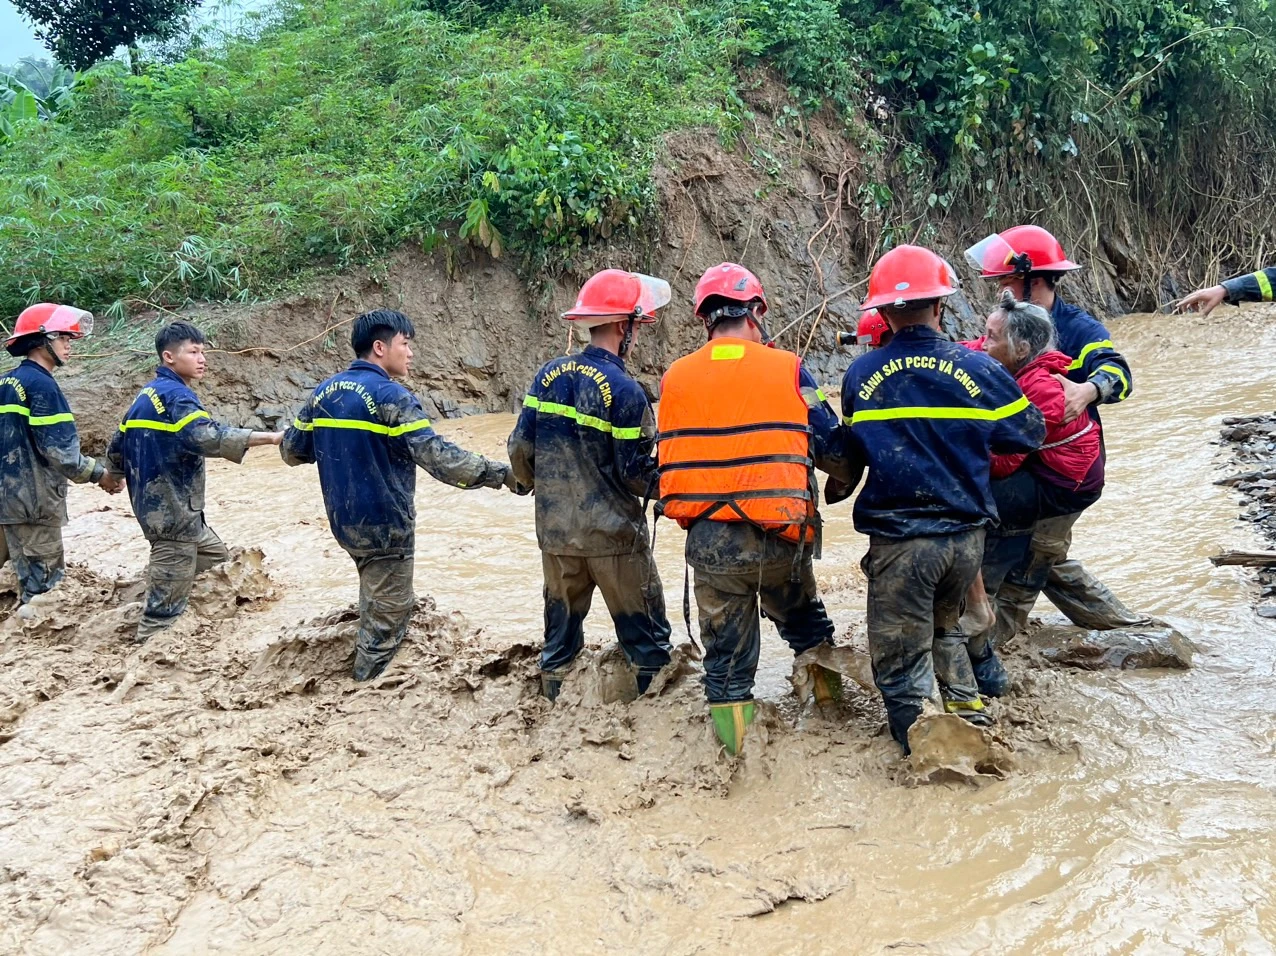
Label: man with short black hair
xmin=283 ymin=309 xmax=524 ymax=681
xmin=107 ymin=321 xmax=282 ymax=641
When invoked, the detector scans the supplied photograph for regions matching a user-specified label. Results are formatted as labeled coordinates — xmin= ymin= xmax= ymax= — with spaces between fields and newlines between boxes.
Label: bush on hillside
xmin=0 ymin=0 xmax=1273 ymax=322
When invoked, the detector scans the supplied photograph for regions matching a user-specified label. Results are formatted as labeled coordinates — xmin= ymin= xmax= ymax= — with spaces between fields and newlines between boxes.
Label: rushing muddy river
xmin=4 ymin=310 xmax=1276 ymax=954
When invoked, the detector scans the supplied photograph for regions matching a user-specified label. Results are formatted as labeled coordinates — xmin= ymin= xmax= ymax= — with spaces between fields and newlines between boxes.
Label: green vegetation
xmin=1 ymin=0 xmax=1274 ymax=322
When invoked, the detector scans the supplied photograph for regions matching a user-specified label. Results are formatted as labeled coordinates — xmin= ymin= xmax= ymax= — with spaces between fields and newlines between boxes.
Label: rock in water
xmin=1028 ymin=623 xmax=1194 ymax=670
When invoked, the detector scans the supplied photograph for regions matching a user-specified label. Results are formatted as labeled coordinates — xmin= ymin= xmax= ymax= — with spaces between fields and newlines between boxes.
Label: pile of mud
xmin=1 ymin=544 xmax=1085 ymax=952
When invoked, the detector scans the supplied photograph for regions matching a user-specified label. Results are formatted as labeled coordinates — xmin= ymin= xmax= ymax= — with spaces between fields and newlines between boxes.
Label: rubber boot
xmin=709 ymin=700 xmax=755 ymax=755
xmin=969 ymin=646 xmax=1010 ymax=698
xmin=540 ymin=671 xmax=565 ymax=702
xmin=812 ymin=665 xmax=843 ymax=706
xmin=943 ymin=696 xmax=993 ymax=727
xmin=967 ymin=631 xmax=1009 ymax=698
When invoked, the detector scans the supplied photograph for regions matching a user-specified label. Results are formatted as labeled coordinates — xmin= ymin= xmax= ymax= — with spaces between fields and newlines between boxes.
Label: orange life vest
xmin=657 ymin=338 xmax=814 ymax=543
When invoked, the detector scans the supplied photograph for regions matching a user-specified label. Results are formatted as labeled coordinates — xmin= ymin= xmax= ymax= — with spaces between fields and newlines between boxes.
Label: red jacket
xmin=989 ymin=350 xmax=1102 ymax=485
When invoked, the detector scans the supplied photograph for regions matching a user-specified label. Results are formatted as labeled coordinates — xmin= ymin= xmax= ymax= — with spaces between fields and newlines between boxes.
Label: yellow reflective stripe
xmin=308 ymin=416 xmax=433 ymax=437
xmin=850 ymin=396 xmax=1030 ymax=424
xmin=0 ymin=403 xmax=74 ymax=426
xmin=1097 ymin=363 xmax=1130 ymax=400
xmin=944 ymin=698 xmax=985 ymax=713
xmin=292 ymin=418 xmax=314 ymax=431
xmin=815 ymin=388 xmax=827 ymax=403
xmin=710 ymin=344 xmax=745 ymax=360
xmin=1255 ymin=270 xmax=1274 ymax=302
xmin=523 ymin=395 xmax=643 ymax=439
xmin=1065 ymin=339 xmax=1114 ymax=371
xmin=118 ymin=410 xmax=211 ymax=433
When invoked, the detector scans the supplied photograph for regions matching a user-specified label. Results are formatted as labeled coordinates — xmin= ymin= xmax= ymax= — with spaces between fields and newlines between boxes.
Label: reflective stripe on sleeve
xmin=1096 ymin=363 xmax=1130 ymax=400
xmin=0 ymin=404 xmax=74 ymax=426
xmin=118 ymin=410 xmax=211 ymax=433
xmin=523 ymin=395 xmax=643 ymax=439
xmin=1066 ymin=339 xmax=1115 ymax=371
xmin=846 ymin=395 xmax=1030 ymax=425
xmin=1255 ymin=270 xmax=1274 ymax=302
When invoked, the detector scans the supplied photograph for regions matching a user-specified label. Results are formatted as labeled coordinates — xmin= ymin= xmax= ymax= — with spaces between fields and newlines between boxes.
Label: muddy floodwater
xmin=3 ymin=311 xmax=1276 ymax=954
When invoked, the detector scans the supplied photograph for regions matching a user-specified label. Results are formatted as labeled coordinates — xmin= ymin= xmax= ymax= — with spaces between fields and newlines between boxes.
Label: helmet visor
xmin=47 ymin=305 xmax=93 ymax=338
xmin=633 ymin=274 xmax=671 ymax=321
xmin=964 ymin=234 xmax=1021 ymax=276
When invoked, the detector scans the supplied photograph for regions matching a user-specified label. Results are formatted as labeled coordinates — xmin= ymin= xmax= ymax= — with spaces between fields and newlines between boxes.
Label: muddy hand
xmin=1174 ymin=284 xmax=1227 ymax=317
xmin=1052 ymin=374 xmax=1099 ymax=424
xmin=500 ymin=468 xmax=532 ymax=495
xmin=98 ymin=472 xmax=125 ymax=495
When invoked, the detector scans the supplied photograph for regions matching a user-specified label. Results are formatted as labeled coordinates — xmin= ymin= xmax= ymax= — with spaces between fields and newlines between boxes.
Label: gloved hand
xmin=500 ymin=466 xmax=532 ymax=495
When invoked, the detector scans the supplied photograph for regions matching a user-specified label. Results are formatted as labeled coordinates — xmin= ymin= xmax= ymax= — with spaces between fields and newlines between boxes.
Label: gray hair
xmin=995 ymin=289 xmax=1056 ymax=364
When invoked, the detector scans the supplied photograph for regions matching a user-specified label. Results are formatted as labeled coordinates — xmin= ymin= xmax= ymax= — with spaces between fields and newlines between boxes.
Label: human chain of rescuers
xmin=2 ymin=225 xmax=1273 ymax=755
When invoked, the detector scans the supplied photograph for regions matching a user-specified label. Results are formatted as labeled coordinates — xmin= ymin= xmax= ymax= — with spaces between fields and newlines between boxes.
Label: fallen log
xmin=1209 ymin=550 xmax=1276 ymax=567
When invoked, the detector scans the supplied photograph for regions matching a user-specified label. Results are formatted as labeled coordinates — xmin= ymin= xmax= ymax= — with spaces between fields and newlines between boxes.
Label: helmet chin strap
xmin=43 ymin=333 xmax=64 ymax=367
xmin=748 ymin=312 xmax=773 ymax=347
xmin=619 ymin=314 xmax=636 ymax=358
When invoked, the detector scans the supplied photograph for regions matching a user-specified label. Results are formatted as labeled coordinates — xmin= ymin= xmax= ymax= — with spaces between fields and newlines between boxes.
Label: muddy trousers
xmin=0 ymin=524 xmax=65 ymax=603
xmin=994 ymin=512 xmax=1146 ymax=643
xmin=693 ymin=557 xmax=835 ymax=704
xmin=862 ymin=529 xmax=984 ymax=748
xmin=541 ymin=547 xmax=673 ymax=692
xmin=137 ymin=524 xmax=230 ymax=642
xmin=349 ymin=552 xmax=415 ymax=682
xmin=967 ymin=530 xmax=1033 ymax=697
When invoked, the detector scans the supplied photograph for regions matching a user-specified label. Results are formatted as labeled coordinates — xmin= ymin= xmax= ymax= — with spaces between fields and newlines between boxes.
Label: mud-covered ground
xmin=4 ymin=310 xmax=1276 ymax=954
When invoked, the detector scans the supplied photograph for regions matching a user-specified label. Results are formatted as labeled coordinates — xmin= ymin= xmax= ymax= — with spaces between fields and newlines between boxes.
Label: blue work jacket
xmin=840 ymin=325 xmax=1045 ymax=539
xmin=282 ymin=360 xmax=507 ymax=557
xmin=0 ymin=359 xmax=101 ymax=527
xmin=107 ymin=367 xmax=251 ymax=542
xmin=1052 ymin=296 xmax=1133 ymax=417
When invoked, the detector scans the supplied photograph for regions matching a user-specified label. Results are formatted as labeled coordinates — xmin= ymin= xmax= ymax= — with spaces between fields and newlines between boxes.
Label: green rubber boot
xmin=812 ymin=665 xmax=843 ymax=706
xmin=709 ymin=700 xmax=756 ymax=755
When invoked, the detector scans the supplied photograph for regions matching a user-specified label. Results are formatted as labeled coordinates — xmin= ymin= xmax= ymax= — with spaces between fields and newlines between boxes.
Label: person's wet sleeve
xmin=984 ymin=360 xmax=1046 ymax=455
xmin=798 ymin=364 xmax=847 ymax=478
xmin=613 ymin=398 xmax=658 ymax=499
xmin=28 ymin=384 xmax=102 ymax=483
xmin=1072 ymin=323 xmax=1133 ymax=406
xmin=1222 ymin=266 xmax=1276 ymax=306
xmin=391 ymin=393 xmax=509 ymax=489
xmin=507 ymin=394 xmax=537 ymax=492
xmin=281 ymin=397 xmax=316 ymax=466
xmin=105 ymin=425 xmax=125 ymax=477
xmin=172 ymin=394 xmax=252 ymax=463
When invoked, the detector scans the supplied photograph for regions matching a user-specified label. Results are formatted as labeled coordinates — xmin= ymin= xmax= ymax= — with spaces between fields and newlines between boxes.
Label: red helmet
xmin=5 ymin=302 xmax=94 ymax=349
xmin=562 ymin=270 xmax=670 ymax=327
xmin=856 ymin=309 xmax=889 ymax=347
xmin=861 ymin=245 xmax=959 ymax=311
xmin=692 ymin=263 xmax=768 ymax=318
xmin=965 ymin=225 xmax=1081 ymax=278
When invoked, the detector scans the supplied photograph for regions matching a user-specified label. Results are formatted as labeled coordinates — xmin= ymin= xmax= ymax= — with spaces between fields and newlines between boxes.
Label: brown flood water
xmin=4 ymin=310 xmax=1276 ymax=954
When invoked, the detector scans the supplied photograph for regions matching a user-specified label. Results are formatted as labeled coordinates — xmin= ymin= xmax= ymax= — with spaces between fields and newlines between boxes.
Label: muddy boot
xmin=540 ymin=670 xmax=566 ymax=702
xmin=636 ymin=668 xmax=660 ymax=696
xmin=352 ymin=649 xmax=391 ymax=682
xmin=709 ymin=700 xmax=755 ymax=755
xmin=812 ymin=665 xmax=843 ymax=706
xmin=969 ymin=646 xmax=1009 ymax=698
xmin=944 ymin=697 xmax=993 ymax=727
xmin=966 ymin=630 xmax=1009 ymax=698
xmin=1043 ymin=560 xmax=1151 ymax=630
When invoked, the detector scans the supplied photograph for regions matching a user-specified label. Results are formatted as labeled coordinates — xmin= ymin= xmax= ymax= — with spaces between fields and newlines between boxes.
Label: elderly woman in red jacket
xmin=963 ymin=292 xmax=1104 ymax=694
